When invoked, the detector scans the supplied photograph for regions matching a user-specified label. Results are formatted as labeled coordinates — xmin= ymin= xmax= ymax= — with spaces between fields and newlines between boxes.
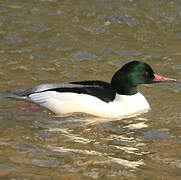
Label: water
xmin=0 ymin=0 xmax=181 ymax=179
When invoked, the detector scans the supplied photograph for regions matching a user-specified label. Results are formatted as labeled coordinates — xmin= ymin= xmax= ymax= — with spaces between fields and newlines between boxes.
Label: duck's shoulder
xmin=49 ymin=81 xmax=116 ymax=103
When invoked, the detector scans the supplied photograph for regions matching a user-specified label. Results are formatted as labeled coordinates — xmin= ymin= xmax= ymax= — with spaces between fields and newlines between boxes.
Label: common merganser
xmin=3 ymin=61 xmax=176 ymax=118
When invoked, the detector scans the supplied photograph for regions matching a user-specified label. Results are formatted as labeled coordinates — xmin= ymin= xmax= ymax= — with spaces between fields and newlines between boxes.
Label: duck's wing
xmin=3 ymin=83 xmax=89 ymax=99
xmin=3 ymin=81 xmax=116 ymax=103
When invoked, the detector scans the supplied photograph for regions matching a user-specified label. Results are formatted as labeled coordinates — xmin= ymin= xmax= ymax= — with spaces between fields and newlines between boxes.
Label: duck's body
xmin=3 ymin=61 xmax=176 ymax=118
xmin=26 ymin=86 xmax=150 ymax=118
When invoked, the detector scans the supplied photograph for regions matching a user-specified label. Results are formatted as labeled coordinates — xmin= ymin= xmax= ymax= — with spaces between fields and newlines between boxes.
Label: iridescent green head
xmin=111 ymin=61 xmax=176 ymax=95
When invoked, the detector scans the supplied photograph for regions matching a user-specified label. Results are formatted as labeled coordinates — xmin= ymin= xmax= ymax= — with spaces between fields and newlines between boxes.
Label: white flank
xmin=29 ymin=91 xmax=150 ymax=118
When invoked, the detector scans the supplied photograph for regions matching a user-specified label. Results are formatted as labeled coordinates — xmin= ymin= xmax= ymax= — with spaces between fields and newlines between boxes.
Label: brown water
xmin=0 ymin=0 xmax=181 ymax=179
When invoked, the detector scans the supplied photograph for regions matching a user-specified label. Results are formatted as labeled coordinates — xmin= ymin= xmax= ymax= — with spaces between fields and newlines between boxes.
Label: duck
xmin=3 ymin=61 xmax=176 ymax=118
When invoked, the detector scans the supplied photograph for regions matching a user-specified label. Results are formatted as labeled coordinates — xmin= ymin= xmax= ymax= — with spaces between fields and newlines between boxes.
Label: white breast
xmin=29 ymin=91 xmax=150 ymax=118
xmin=112 ymin=92 xmax=150 ymax=117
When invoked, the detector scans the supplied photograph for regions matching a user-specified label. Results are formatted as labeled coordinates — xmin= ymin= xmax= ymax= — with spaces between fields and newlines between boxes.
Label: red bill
xmin=153 ymin=73 xmax=177 ymax=82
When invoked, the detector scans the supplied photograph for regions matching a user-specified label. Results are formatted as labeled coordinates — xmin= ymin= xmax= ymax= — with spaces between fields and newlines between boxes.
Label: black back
xmin=44 ymin=81 xmax=116 ymax=103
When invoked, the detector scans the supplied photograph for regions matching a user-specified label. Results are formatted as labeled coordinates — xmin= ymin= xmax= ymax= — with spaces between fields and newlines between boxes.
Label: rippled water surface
xmin=0 ymin=0 xmax=181 ymax=179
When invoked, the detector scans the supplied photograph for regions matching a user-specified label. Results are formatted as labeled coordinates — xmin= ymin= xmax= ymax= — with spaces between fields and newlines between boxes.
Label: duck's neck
xmin=111 ymin=72 xmax=137 ymax=95
xmin=113 ymin=83 xmax=137 ymax=95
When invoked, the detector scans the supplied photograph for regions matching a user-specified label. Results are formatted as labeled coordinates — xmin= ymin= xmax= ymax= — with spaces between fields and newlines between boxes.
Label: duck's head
xmin=111 ymin=61 xmax=176 ymax=95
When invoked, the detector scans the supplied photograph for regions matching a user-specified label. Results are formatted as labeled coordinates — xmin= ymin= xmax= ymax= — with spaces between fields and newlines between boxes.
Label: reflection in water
xmin=0 ymin=0 xmax=180 ymax=179
xmin=39 ymin=115 xmax=149 ymax=169
xmin=0 ymin=112 xmax=151 ymax=178
xmin=48 ymin=145 xmax=144 ymax=169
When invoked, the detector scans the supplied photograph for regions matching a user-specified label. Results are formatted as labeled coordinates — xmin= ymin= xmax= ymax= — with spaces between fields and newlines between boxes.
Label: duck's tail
xmin=2 ymin=88 xmax=32 ymax=99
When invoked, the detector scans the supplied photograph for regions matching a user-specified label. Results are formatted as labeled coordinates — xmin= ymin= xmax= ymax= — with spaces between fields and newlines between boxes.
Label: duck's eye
xmin=143 ymin=72 xmax=149 ymax=78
